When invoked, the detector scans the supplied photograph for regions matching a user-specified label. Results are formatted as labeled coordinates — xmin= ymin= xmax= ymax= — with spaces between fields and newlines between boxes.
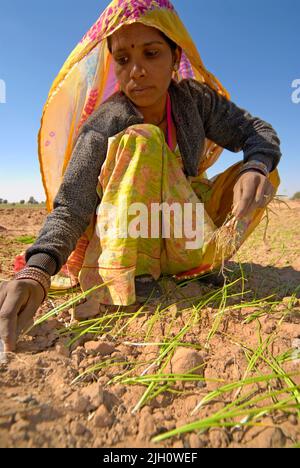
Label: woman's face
xmin=110 ymin=23 xmax=181 ymax=109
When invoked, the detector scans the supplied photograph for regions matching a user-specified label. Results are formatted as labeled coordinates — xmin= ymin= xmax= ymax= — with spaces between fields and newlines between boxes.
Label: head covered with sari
xmin=39 ymin=0 xmax=230 ymax=211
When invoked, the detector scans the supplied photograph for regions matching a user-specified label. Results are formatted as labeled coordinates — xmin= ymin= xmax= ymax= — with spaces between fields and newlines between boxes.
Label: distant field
xmin=0 ymin=203 xmax=46 ymax=209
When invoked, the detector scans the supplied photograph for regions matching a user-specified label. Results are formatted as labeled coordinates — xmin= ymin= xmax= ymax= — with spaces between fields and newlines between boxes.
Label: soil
xmin=0 ymin=201 xmax=299 ymax=448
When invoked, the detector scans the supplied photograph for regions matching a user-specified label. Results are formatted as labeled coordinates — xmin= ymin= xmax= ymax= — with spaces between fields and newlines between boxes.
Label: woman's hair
xmin=107 ymin=30 xmax=178 ymax=54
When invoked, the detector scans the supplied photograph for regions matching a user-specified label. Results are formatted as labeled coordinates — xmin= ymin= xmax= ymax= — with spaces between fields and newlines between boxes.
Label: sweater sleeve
xmin=187 ymin=79 xmax=282 ymax=172
xmin=25 ymin=128 xmax=107 ymax=275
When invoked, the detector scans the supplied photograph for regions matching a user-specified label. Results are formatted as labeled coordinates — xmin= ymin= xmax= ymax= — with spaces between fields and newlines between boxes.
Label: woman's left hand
xmin=232 ymin=170 xmax=275 ymax=220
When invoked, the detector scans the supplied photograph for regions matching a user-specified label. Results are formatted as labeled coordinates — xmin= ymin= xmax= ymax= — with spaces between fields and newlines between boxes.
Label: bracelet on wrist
xmin=238 ymin=161 xmax=269 ymax=178
xmin=14 ymin=267 xmax=51 ymax=303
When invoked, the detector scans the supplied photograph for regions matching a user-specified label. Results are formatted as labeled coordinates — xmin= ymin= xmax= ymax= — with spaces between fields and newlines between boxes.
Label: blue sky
xmin=0 ymin=0 xmax=299 ymax=202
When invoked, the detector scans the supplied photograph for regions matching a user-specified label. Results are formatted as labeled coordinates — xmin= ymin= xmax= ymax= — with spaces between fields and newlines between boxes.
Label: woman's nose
xmin=130 ymin=62 xmax=146 ymax=79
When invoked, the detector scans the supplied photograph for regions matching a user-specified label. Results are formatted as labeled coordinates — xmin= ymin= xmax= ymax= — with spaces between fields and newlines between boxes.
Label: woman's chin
xmin=129 ymin=95 xmax=155 ymax=107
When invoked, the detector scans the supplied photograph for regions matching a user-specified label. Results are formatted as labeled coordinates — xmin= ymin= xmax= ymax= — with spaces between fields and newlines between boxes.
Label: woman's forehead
xmin=111 ymin=23 xmax=165 ymax=51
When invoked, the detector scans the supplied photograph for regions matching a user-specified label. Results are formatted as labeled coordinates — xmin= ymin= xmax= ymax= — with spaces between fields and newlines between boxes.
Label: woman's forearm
xmin=25 ymin=128 xmax=107 ymax=275
xmin=188 ymin=79 xmax=282 ymax=173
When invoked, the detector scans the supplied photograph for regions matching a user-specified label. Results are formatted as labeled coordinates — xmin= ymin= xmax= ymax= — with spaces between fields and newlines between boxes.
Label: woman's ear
xmin=174 ymin=47 xmax=182 ymax=69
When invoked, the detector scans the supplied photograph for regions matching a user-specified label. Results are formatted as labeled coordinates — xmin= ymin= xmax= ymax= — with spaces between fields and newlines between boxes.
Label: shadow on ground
xmin=221 ymin=261 xmax=300 ymax=300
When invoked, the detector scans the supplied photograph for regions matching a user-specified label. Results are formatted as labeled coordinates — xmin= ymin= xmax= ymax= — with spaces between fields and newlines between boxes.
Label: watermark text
xmin=96 ymin=197 xmax=205 ymax=250
xmin=0 ymin=79 xmax=6 ymax=104
xmin=291 ymin=79 xmax=300 ymax=104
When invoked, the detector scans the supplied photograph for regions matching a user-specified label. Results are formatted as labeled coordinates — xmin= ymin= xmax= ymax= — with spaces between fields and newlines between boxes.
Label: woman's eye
xmin=116 ymin=57 xmax=128 ymax=65
xmin=145 ymin=50 xmax=159 ymax=57
xmin=114 ymin=50 xmax=158 ymax=65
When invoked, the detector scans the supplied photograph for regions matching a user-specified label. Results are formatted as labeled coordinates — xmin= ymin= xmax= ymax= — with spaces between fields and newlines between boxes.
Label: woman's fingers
xmin=0 ymin=282 xmax=12 ymax=351
xmin=255 ymin=178 xmax=268 ymax=205
xmin=0 ymin=279 xmax=45 ymax=352
xmin=0 ymin=281 xmax=7 ymax=309
xmin=237 ymin=187 xmax=254 ymax=218
xmin=233 ymin=178 xmax=255 ymax=219
xmin=0 ymin=294 xmax=21 ymax=352
xmin=256 ymin=179 xmax=275 ymax=208
xmin=232 ymin=171 xmax=274 ymax=219
xmin=0 ymin=280 xmax=37 ymax=353
xmin=232 ymin=178 xmax=243 ymax=217
xmin=17 ymin=298 xmax=38 ymax=336
xmin=16 ymin=281 xmax=45 ymax=336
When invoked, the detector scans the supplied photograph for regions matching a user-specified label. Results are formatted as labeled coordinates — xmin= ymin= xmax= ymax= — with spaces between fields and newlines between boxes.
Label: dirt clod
xmin=84 ymin=341 xmax=116 ymax=356
xmin=66 ymin=392 xmax=90 ymax=414
xmin=93 ymin=405 xmax=114 ymax=428
xmin=164 ymin=347 xmax=204 ymax=376
xmin=209 ymin=429 xmax=230 ymax=448
xmin=70 ymin=421 xmax=86 ymax=436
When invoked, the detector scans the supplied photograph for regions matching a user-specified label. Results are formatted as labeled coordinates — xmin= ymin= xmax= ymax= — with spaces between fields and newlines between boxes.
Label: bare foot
xmin=72 ymin=296 xmax=106 ymax=320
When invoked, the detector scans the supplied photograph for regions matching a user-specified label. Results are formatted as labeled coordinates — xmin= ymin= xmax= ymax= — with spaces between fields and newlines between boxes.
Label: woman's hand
xmin=0 ymin=279 xmax=45 ymax=353
xmin=232 ymin=170 xmax=275 ymax=220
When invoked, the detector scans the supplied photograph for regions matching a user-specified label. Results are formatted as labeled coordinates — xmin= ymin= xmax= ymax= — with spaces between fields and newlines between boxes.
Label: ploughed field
xmin=0 ymin=201 xmax=299 ymax=448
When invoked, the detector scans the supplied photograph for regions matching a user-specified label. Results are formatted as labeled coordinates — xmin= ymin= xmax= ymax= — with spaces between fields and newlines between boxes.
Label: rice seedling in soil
xmin=14 ymin=235 xmax=36 ymax=245
xmin=30 ymin=273 xmax=299 ymax=445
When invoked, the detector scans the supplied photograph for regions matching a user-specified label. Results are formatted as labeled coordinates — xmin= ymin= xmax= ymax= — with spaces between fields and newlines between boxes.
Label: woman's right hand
xmin=0 ymin=279 xmax=46 ymax=353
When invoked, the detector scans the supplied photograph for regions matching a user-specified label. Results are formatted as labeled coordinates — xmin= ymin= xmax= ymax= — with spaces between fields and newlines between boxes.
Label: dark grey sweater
xmin=25 ymin=78 xmax=282 ymax=276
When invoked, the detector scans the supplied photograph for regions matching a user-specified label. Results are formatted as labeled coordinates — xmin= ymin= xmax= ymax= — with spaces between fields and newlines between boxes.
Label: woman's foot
xmin=73 ymin=296 xmax=112 ymax=320
xmin=135 ymin=275 xmax=163 ymax=303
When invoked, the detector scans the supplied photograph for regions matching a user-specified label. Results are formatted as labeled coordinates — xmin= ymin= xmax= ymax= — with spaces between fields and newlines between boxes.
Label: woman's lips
xmin=131 ymin=86 xmax=153 ymax=94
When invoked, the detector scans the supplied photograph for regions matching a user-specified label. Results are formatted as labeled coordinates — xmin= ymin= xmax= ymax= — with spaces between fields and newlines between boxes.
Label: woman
xmin=0 ymin=0 xmax=281 ymax=352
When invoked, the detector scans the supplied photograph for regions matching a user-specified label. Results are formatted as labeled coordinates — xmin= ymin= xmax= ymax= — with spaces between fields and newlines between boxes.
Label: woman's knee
xmin=124 ymin=123 xmax=165 ymax=144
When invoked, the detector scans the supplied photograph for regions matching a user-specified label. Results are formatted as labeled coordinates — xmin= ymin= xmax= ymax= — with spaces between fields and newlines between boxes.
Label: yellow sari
xmin=32 ymin=0 xmax=279 ymax=304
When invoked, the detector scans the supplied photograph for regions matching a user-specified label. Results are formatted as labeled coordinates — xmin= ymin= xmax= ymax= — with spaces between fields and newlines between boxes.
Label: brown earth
xmin=0 ymin=201 xmax=299 ymax=448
